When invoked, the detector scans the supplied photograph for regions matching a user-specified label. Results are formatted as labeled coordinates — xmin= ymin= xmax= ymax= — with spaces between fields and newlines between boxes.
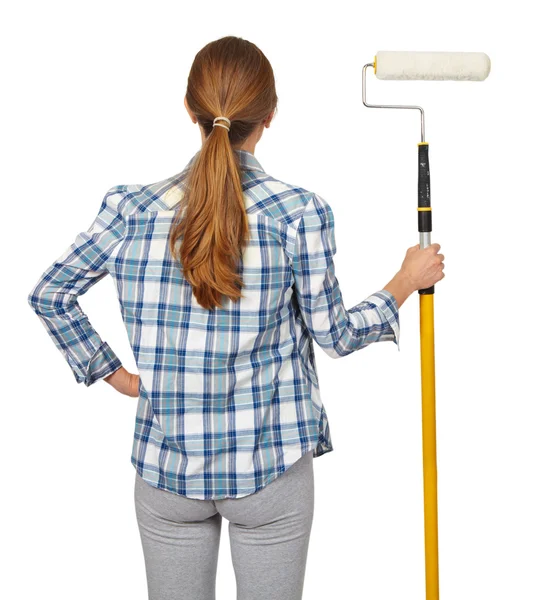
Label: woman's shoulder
xmin=247 ymin=172 xmax=332 ymax=228
xmin=107 ymin=171 xmax=188 ymax=218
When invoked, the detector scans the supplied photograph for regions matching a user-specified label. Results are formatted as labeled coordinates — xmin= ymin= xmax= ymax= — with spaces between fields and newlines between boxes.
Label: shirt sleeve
xmin=291 ymin=192 xmax=400 ymax=358
xmin=27 ymin=186 xmax=126 ymax=386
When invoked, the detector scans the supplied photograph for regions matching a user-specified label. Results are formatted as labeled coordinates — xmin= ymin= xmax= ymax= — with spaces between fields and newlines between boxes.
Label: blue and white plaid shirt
xmin=28 ymin=149 xmax=400 ymax=500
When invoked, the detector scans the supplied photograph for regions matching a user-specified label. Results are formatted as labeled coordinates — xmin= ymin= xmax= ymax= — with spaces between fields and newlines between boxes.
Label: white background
xmin=3 ymin=1 xmax=536 ymax=598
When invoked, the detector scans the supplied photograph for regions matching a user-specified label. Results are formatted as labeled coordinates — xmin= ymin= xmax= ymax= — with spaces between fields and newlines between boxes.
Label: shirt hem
xmin=131 ymin=440 xmax=334 ymax=501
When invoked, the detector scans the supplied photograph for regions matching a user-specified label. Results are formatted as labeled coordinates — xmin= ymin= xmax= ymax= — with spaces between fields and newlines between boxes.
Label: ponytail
xmin=169 ymin=121 xmax=249 ymax=310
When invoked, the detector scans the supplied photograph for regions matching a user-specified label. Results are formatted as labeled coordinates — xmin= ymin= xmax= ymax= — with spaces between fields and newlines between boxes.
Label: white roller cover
xmin=375 ymin=51 xmax=491 ymax=81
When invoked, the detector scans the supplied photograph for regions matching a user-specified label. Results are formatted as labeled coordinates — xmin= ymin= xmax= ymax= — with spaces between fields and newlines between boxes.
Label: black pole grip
xmin=418 ymin=142 xmax=434 ymax=295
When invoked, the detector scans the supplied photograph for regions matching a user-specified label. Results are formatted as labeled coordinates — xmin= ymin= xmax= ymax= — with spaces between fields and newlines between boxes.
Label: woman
xmin=28 ymin=35 xmax=445 ymax=600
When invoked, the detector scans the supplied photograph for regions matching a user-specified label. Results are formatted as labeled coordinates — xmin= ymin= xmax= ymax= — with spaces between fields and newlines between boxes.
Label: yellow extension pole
xmin=417 ymin=141 xmax=440 ymax=599
xmin=420 ymin=293 xmax=439 ymax=599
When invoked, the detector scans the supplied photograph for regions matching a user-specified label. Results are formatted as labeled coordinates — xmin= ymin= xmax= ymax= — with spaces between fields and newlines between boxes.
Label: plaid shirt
xmin=28 ymin=149 xmax=400 ymax=500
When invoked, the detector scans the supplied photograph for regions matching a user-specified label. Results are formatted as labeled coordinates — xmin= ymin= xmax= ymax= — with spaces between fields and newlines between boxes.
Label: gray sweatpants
xmin=134 ymin=449 xmax=315 ymax=600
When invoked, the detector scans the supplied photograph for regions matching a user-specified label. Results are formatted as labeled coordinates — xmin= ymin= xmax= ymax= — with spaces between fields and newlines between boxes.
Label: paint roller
xmin=362 ymin=51 xmax=491 ymax=600
xmin=374 ymin=50 xmax=491 ymax=80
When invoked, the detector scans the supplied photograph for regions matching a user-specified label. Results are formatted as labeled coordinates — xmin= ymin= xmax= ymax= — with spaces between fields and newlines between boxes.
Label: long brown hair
xmin=169 ymin=36 xmax=278 ymax=310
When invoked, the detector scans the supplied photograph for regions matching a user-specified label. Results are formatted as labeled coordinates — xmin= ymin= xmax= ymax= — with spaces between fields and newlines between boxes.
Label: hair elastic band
xmin=213 ymin=116 xmax=231 ymax=132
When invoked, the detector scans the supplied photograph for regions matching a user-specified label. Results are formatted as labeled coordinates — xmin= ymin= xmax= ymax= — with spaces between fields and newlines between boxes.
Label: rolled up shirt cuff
xmin=79 ymin=341 xmax=123 ymax=387
xmin=367 ymin=290 xmax=401 ymax=351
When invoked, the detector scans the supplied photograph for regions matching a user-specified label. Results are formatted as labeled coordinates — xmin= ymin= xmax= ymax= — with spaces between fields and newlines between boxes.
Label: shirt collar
xmin=183 ymin=148 xmax=266 ymax=174
xmin=236 ymin=149 xmax=265 ymax=173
